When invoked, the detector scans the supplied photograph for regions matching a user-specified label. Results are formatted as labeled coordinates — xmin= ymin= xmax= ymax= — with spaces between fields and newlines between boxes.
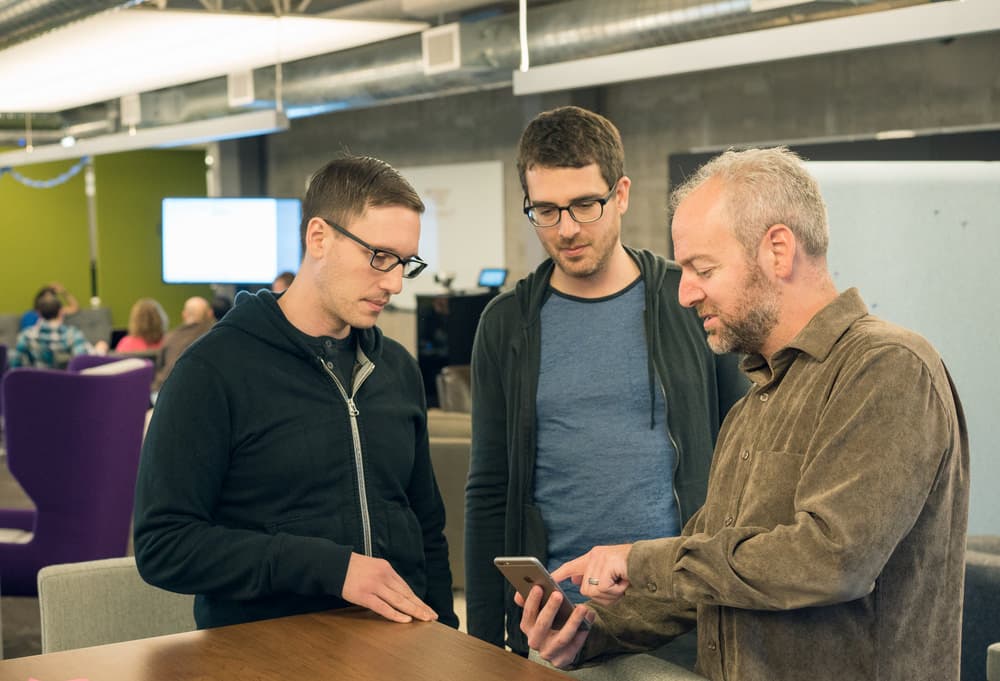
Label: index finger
xmin=551 ymin=554 xmax=588 ymax=583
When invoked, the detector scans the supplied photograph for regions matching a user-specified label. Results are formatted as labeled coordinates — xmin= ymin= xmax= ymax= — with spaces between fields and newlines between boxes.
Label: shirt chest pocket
xmin=735 ymin=449 xmax=805 ymax=526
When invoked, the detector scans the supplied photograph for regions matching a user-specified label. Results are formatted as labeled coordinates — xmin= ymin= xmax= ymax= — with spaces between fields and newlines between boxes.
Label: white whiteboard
xmin=395 ymin=160 xmax=505 ymax=310
xmin=809 ymin=161 xmax=1000 ymax=534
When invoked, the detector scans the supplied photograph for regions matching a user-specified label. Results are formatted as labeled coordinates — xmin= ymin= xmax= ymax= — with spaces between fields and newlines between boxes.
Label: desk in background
xmin=0 ymin=608 xmax=571 ymax=681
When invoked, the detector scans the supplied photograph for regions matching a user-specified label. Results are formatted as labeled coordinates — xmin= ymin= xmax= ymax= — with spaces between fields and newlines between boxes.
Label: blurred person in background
xmin=272 ymin=271 xmax=295 ymax=294
xmin=10 ymin=286 xmax=104 ymax=368
xmin=115 ymin=298 xmax=169 ymax=352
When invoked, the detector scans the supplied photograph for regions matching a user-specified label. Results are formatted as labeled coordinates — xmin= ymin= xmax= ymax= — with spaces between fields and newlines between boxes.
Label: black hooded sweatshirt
xmin=134 ymin=289 xmax=457 ymax=629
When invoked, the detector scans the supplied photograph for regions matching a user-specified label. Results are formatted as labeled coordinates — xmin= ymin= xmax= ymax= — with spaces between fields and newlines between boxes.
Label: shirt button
xmin=724 ymin=516 xmax=734 ymax=527
xmin=324 ymin=339 xmax=333 ymax=348
xmin=326 ymin=361 xmax=334 ymax=370
xmin=759 ymin=392 xmax=769 ymax=402
xmin=707 ymin=641 xmax=717 ymax=651
xmin=646 ymin=582 xmax=658 ymax=593
xmin=741 ymin=450 xmax=750 ymax=461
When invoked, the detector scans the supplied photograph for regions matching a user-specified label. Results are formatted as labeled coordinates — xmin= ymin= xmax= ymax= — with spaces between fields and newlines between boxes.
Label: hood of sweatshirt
xmin=216 ymin=289 xmax=385 ymax=363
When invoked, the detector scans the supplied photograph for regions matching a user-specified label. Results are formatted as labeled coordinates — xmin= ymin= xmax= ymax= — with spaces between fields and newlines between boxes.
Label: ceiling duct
xmin=0 ymin=0 xmax=142 ymax=51
xmin=1 ymin=0 xmax=934 ymax=147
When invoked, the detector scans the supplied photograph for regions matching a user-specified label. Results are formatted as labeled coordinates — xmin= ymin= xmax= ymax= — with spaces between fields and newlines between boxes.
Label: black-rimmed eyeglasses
xmin=320 ymin=218 xmax=428 ymax=279
xmin=523 ymin=181 xmax=619 ymax=228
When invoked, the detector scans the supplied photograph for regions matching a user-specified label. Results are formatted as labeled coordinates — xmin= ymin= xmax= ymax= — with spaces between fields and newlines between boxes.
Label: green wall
xmin=0 ymin=149 xmax=211 ymax=330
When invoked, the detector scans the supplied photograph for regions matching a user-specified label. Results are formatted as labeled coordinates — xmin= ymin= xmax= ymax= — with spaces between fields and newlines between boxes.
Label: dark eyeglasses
xmin=319 ymin=218 xmax=428 ymax=279
xmin=523 ymin=180 xmax=619 ymax=228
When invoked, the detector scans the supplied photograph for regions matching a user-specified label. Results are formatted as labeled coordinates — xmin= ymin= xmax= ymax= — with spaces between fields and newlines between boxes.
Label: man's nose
xmin=381 ymin=266 xmax=404 ymax=295
xmin=677 ymin=273 xmax=703 ymax=308
xmin=557 ymin=209 xmax=581 ymax=239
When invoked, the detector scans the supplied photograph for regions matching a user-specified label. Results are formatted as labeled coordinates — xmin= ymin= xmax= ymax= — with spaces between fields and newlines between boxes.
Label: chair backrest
xmin=427 ymin=409 xmax=472 ymax=589
xmin=63 ymin=308 xmax=113 ymax=346
xmin=435 ymin=364 xmax=471 ymax=413
xmin=963 ymin=536 xmax=1000 ymax=681
xmin=0 ymin=360 xmax=155 ymax=595
xmin=38 ymin=557 xmax=196 ymax=653
xmin=0 ymin=314 xmax=19 ymax=350
xmin=76 ymin=357 xmax=150 ymax=376
xmin=66 ymin=353 xmax=125 ymax=373
xmin=0 ymin=342 xmax=7 ymax=420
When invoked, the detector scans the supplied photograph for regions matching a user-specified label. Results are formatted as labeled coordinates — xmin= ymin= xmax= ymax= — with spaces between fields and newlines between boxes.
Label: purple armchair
xmin=0 ymin=359 xmax=154 ymax=596
xmin=0 ymin=343 xmax=7 ymax=423
xmin=66 ymin=354 xmax=125 ymax=372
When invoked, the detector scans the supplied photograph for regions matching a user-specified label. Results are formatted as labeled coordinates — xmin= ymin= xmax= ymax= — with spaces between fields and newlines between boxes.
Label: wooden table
xmin=0 ymin=609 xmax=571 ymax=681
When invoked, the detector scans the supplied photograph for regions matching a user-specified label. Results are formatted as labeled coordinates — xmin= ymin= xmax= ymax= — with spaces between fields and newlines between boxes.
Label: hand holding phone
xmin=494 ymin=556 xmax=585 ymax=629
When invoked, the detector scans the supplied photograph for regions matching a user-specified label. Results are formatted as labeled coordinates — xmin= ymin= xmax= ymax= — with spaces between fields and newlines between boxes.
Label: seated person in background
xmin=272 ymin=271 xmax=295 ymax=294
xmin=115 ymin=298 xmax=169 ymax=352
xmin=134 ymin=154 xmax=457 ymax=630
xmin=210 ymin=295 xmax=233 ymax=322
xmin=19 ymin=281 xmax=78 ymax=330
xmin=10 ymin=287 xmax=103 ymax=368
xmin=151 ymin=296 xmax=214 ymax=393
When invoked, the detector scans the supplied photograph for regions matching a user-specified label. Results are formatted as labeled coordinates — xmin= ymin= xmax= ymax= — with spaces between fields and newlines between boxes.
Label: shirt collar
xmin=740 ymin=288 xmax=869 ymax=380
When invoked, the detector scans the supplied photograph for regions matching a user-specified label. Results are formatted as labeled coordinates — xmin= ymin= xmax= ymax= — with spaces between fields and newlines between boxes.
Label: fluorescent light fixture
xmin=0 ymin=110 xmax=289 ymax=168
xmin=0 ymin=9 xmax=428 ymax=113
xmin=513 ymin=0 xmax=1000 ymax=95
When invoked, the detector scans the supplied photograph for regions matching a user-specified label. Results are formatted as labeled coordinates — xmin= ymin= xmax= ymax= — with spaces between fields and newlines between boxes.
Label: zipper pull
xmin=347 ymin=398 xmax=359 ymax=416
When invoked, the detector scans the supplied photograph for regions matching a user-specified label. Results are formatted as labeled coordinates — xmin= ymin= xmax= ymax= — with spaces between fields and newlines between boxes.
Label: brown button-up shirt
xmin=583 ymin=289 xmax=969 ymax=681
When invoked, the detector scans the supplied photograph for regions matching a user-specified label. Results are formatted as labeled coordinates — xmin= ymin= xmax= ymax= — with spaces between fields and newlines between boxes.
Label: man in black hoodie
xmin=134 ymin=155 xmax=457 ymax=630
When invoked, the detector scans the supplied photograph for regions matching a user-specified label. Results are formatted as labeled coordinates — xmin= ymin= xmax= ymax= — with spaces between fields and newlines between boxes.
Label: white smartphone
xmin=494 ymin=556 xmax=587 ymax=629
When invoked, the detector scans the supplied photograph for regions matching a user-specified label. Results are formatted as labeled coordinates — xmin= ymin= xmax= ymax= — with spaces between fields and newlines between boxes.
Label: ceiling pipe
xmin=0 ymin=0 xmax=143 ymax=51
xmin=2 ymin=0 xmax=919 ymax=145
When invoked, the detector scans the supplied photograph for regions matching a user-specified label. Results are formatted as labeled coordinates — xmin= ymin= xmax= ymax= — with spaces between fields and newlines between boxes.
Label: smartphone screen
xmin=494 ymin=556 xmax=585 ymax=629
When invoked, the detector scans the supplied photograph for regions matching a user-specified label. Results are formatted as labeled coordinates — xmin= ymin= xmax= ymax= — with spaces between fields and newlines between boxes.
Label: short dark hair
xmin=299 ymin=155 xmax=424 ymax=253
xmin=273 ymin=271 xmax=295 ymax=289
xmin=211 ymin=295 xmax=232 ymax=321
xmin=516 ymin=106 xmax=625 ymax=197
xmin=34 ymin=287 xmax=61 ymax=320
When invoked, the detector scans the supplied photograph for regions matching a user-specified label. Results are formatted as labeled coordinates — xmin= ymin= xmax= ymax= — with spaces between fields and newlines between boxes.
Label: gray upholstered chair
xmin=63 ymin=308 xmax=114 ymax=347
xmin=37 ymin=556 xmax=195 ymax=653
xmin=0 ymin=314 xmax=19 ymax=350
xmin=427 ymin=408 xmax=471 ymax=590
xmin=964 ymin=536 xmax=1000 ymax=681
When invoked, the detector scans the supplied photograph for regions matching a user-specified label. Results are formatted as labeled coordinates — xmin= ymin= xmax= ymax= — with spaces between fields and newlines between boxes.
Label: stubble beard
xmin=549 ymin=228 xmax=618 ymax=281
xmin=705 ymin=264 xmax=780 ymax=356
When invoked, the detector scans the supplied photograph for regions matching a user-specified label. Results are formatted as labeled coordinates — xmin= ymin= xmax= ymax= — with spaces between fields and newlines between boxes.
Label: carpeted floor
xmin=0 ymin=456 xmax=41 ymax=659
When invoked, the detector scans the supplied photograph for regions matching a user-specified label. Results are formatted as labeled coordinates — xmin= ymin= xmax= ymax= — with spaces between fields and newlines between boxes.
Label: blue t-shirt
xmin=534 ymin=279 xmax=681 ymax=603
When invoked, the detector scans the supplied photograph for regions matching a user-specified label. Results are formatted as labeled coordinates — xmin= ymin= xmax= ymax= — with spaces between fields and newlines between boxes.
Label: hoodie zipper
xmin=319 ymin=355 xmax=375 ymax=556
xmin=661 ymin=380 xmax=685 ymax=527
xmin=645 ymin=294 xmax=685 ymax=529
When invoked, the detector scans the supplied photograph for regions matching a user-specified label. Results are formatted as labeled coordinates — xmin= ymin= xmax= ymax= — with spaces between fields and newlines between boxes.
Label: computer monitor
xmin=477 ymin=268 xmax=507 ymax=290
xmin=161 ymin=197 xmax=301 ymax=284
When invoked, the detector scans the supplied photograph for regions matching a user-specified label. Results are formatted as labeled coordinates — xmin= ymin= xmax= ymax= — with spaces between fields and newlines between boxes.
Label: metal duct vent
xmin=422 ymin=23 xmax=462 ymax=75
xmin=227 ymin=71 xmax=256 ymax=108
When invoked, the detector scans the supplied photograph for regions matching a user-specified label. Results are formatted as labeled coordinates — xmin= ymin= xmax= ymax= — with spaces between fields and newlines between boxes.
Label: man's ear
xmin=304 ymin=217 xmax=328 ymax=258
xmin=762 ymin=223 xmax=796 ymax=279
xmin=615 ymin=175 xmax=631 ymax=215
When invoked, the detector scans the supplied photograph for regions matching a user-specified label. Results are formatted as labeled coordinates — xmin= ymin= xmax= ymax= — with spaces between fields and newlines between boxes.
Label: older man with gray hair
xmin=519 ymin=147 xmax=969 ymax=681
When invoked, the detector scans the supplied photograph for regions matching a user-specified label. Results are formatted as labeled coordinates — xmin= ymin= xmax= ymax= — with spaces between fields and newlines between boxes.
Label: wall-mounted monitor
xmin=161 ymin=197 xmax=301 ymax=284
xmin=477 ymin=267 xmax=507 ymax=289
